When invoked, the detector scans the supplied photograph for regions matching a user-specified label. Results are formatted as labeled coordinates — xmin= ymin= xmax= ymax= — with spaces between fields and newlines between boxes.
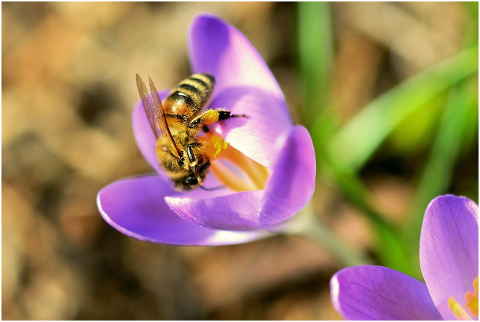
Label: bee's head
xmin=173 ymin=144 xmax=211 ymax=191
xmin=176 ymin=173 xmax=203 ymax=190
xmin=176 ymin=159 xmax=211 ymax=191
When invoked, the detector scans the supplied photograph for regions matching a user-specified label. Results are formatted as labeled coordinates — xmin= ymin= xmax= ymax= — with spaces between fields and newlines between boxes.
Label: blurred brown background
xmin=2 ymin=2 xmax=474 ymax=319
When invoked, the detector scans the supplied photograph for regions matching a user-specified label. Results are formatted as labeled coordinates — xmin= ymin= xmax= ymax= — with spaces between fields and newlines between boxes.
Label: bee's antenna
xmin=199 ymin=185 xmax=225 ymax=191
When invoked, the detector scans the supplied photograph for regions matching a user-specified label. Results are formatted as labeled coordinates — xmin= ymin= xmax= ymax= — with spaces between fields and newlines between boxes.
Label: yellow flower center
xmin=199 ymin=133 xmax=270 ymax=192
xmin=448 ymin=276 xmax=478 ymax=320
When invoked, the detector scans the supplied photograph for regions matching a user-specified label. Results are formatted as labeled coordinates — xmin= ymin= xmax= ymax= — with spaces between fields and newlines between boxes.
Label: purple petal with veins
xmin=420 ymin=195 xmax=479 ymax=320
xmin=331 ymin=265 xmax=443 ymax=320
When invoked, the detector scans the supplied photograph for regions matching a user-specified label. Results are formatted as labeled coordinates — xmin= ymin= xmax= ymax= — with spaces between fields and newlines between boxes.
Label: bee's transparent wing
xmin=136 ymin=74 xmax=181 ymax=159
xmin=136 ymin=74 xmax=161 ymax=138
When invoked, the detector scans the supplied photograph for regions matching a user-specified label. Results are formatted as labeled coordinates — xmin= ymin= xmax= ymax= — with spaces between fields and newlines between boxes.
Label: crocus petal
xmin=259 ymin=126 xmax=316 ymax=227
xmin=189 ymin=14 xmax=285 ymax=101
xmin=164 ymin=126 xmax=315 ymax=231
xmin=331 ymin=265 xmax=443 ymax=320
xmin=419 ymin=195 xmax=479 ymax=320
xmin=165 ymin=190 xmax=265 ymax=231
xmin=208 ymin=86 xmax=292 ymax=169
xmin=97 ymin=176 xmax=269 ymax=245
xmin=132 ymin=90 xmax=170 ymax=177
xmin=189 ymin=14 xmax=292 ymax=168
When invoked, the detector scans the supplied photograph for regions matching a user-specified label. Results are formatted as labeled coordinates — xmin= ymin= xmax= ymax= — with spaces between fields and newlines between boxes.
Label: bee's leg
xmin=188 ymin=109 xmax=246 ymax=128
xmin=187 ymin=142 xmax=203 ymax=150
xmin=186 ymin=143 xmax=198 ymax=163
xmin=186 ymin=142 xmax=209 ymax=187
xmin=186 ymin=142 xmax=203 ymax=173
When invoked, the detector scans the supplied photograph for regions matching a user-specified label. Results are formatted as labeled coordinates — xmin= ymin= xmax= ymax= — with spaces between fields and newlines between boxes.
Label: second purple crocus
xmin=330 ymin=195 xmax=479 ymax=320
xmin=97 ymin=14 xmax=316 ymax=245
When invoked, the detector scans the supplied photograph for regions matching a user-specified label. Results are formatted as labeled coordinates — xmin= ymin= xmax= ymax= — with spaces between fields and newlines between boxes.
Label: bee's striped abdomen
xmin=164 ymin=73 xmax=215 ymax=115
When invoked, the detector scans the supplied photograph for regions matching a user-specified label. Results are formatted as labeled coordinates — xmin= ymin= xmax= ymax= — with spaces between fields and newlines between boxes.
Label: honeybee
xmin=136 ymin=73 xmax=246 ymax=191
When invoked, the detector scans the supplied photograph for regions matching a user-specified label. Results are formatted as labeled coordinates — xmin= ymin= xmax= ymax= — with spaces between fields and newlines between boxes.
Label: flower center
xmin=199 ymin=133 xmax=270 ymax=192
xmin=448 ymin=276 xmax=478 ymax=320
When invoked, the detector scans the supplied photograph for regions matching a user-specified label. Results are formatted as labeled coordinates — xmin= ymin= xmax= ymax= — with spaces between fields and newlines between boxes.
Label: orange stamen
xmin=216 ymin=144 xmax=269 ymax=190
xmin=465 ymin=276 xmax=478 ymax=317
xmin=449 ymin=296 xmax=473 ymax=320
xmin=200 ymin=133 xmax=270 ymax=192
xmin=209 ymin=161 xmax=255 ymax=192
xmin=447 ymin=276 xmax=478 ymax=320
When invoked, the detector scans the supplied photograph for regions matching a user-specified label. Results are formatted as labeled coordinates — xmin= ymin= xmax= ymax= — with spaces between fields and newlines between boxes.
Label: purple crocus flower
xmin=330 ymin=195 xmax=479 ymax=320
xmin=96 ymin=14 xmax=316 ymax=245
